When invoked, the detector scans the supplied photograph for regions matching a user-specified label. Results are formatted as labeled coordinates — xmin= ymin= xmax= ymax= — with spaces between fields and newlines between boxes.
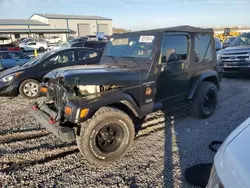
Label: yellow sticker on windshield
xmin=139 ymin=36 xmax=155 ymax=43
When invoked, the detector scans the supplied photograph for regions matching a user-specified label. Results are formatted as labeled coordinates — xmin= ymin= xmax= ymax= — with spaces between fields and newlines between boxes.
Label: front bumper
xmin=0 ymin=81 xmax=19 ymax=97
xmin=219 ymin=66 xmax=250 ymax=75
xmin=29 ymin=103 xmax=76 ymax=142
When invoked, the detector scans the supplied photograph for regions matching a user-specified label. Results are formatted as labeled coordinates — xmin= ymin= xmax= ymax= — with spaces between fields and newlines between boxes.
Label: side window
xmin=29 ymin=42 xmax=36 ymax=46
xmin=72 ymin=43 xmax=82 ymax=47
xmin=194 ymin=34 xmax=213 ymax=63
xmin=161 ymin=35 xmax=188 ymax=63
xmin=1 ymin=52 xmax=12 ymax=59
xmin=45 ymin=50 xmax=75 ymax=66
xmin=77 ymin=50 xmax=98 ymax=61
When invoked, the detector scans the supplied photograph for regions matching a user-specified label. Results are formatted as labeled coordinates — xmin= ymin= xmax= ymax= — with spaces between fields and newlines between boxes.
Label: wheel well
xmin=203 ymin=76 xmax=219 ymax=90
xmin=18 ymin=78 xmax=40 ymax=94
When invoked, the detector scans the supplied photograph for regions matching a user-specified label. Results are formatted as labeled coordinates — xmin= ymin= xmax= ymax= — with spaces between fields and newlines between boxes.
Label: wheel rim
xmin=203 ymin=88 xmax=217 ymax=115
xmin=96 ymin=124 xmax=124 ymax=153
xmin=23 ymin=82 xmax=39 ymax=97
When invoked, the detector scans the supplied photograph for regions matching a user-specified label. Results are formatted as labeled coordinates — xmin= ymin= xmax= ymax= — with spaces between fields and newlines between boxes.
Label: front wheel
xmin=19 ymin=79 xmax=40 ymax=99
xmin=189 ymin=81 xmax=218 ymax=119
xmin=76 ymin=107 xmax=135 ymax=167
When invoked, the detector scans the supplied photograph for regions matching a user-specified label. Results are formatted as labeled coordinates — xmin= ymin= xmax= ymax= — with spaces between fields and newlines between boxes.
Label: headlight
xmin=217 ymin=53 xmax=222 ymax=61
xmin=206 ymin=165 xmax=224 ymax=188
xmin=1 ymin=72 xmax=23 ymax=82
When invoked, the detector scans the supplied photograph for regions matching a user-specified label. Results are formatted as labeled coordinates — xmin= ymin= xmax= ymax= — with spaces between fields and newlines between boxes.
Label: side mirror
xmin=166 ymin=48 xmax=177 ymax=62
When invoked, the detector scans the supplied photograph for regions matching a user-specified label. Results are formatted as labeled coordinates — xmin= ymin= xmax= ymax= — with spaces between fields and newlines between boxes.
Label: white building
xmin=0 ymin=13 xmax=113 ymax=42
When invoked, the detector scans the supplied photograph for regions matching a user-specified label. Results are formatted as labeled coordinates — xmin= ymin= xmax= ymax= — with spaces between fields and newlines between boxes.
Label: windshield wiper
xmin=121 ymin=56 xmax=140 ymax=67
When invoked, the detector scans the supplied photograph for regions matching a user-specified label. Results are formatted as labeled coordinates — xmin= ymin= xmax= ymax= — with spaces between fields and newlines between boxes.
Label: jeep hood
xmin=44 ymin=65 xmax=141 ymax=86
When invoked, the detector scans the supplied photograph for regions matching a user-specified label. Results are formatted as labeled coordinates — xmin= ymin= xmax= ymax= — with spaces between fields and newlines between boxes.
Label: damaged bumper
xmin=29 ymin=103 xmax=76 ymax=142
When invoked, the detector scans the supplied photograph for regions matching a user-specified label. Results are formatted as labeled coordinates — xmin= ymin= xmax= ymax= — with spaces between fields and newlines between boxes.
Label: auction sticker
xmin=139 ymin=36 xmax=154 ymax=43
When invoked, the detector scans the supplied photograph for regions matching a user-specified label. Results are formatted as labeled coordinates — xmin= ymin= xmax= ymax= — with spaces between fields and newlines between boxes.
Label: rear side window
xmin=77 ymin=50 xmax=98 ymax=61
xmin=194 ymin=34 xmax=213 ymax=63
xmin=161 ymin=35 xmax=188 ymax=62
xmin=29 ymin=42 xmax=36 ymax=45
xmin=72 ymin=42 xmax=83 ymax=47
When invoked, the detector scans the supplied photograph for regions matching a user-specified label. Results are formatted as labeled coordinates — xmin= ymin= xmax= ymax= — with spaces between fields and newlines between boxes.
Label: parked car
xmin=30 ymin=25 xmax=220 ymax=167
xmin=71 ymin=41 xmax=107 ymax=51
xmin=86 ymin=35 xmax=98 ymax=41
xmin=46 ymin=36 xmax=62 ymax=44
xmin=222 ymin=37 xmax=236 ymax=49
xmin=0 ymin=51 xmax=31 ymax=71
xmin=68 ymin=37 xmax=88 ymax=43
xmin=214 ymin=38 xmax=223 ymax=51
xmin=0 ymin=42 xmax=20 ymax=52
xmin=19 ymin=42 xmax=48 ymax=52
xmin=0 ymin=47 xmax=102 ymax=99
xmin=206 ymin=116 xmax=250 ymax=188
xmin=217 ymin=32 xmax=250 ymax=76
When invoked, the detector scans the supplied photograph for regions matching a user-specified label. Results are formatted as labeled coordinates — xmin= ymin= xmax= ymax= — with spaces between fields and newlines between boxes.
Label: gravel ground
xmin=1 ymin=77 xmax=250 ymax=188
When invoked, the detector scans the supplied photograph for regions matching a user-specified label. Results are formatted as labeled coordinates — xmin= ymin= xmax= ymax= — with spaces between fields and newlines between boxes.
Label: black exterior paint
xmin=33 ymin=26 xmax=220 ymax=140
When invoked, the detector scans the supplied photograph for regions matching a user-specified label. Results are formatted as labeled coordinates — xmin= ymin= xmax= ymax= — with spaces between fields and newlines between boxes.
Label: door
xmin=78 ymin=24 xmax=90 ymax=37
xmin=38 ymin=50 xmax=76 ymax=80
xmin=10 ymin=52 xmax=30 ymax=66
xmin=75 ymin=49 xmax=100 ymax=65
xmin=98 ymin=24 xmax=109 ymax=34
xmin=156 ymin=33 xmax=190 ymax=104
xmin=26 ymin=42 xmax=37 ymax=51
xmin=0 ymin=52 xmax=16 ymax=69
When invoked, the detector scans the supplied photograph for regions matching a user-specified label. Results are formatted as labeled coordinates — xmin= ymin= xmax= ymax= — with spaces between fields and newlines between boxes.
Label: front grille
xmin=48 ymin=81 xmax=66 ymax=110
xmin=219 ymin=52 xmax=250 ymax=66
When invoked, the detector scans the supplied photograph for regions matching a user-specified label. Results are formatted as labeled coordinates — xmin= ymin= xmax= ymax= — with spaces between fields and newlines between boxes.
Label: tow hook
xmin=32 ymin=103 xmax=39 ymax=110
xmin=49 ymin=116 xmax=56 ymax=124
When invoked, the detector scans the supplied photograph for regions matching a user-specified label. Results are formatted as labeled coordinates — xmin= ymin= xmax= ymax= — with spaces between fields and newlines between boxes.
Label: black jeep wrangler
xmin=30 ymin=26 xmax=220 ymax=167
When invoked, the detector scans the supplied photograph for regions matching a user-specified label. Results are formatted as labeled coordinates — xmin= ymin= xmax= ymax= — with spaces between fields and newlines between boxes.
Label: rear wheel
xmin=39 ymin=47 xmax=45 ymax=52
xmin=189 ymin=81 xmax=218 ymax=119
xmin=19 ymin=79 xmax=40 ymax=99
xmin=76 ymin=107 xmax=135 ymax=167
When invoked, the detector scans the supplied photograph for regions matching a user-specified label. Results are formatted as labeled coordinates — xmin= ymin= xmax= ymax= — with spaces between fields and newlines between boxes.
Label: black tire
xmin=76 ymin=107 xmax=135 ymax=167
xmin=20 ymin=48 xmax=25 ymax=53
xmin=39 ymin=47 xmax=45 ymax=52
xmin=19 ymin=79 xmax=40 ymax=99
xmin=189 ymin=81 xmax=218 ymax=119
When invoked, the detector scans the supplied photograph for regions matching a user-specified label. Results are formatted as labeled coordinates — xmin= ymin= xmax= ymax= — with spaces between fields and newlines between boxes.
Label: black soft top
xmin=113 ymin=25 xmax=214 ymax=36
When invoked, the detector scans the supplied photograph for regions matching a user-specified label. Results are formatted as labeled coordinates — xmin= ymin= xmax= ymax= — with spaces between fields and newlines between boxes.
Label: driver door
xmin=156 ymin=33 xmax=190 ymax=105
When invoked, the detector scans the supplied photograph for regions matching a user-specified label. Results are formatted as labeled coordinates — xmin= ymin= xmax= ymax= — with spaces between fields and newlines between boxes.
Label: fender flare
xmin=188 ymin=70 xmax=220 ymax=100
xmin=79 ymin=91 xmax=143 ymax=120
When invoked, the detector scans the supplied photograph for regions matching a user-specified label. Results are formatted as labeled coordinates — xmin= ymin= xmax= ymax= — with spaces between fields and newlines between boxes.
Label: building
xmin=0 ymin=13 xmax=113 ymax=43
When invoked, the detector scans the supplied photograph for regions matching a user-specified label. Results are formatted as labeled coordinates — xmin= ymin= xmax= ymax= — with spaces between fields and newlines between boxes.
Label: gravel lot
xmin=1 ymin=77 xmax=250 ymax=188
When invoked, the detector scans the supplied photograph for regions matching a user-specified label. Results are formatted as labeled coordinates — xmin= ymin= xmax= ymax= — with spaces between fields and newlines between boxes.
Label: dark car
xmin=30 ymin=26 xmax=220 ymax=167
xmin=0 ymin=47 xmax=102 ymax=99
xmin=71 ymin=41 xmax=107 ymax=51
xmin=0 ymin=51 xmax=31 ymax=71
xmin=217 ymin=32 xmax=250 ymax=76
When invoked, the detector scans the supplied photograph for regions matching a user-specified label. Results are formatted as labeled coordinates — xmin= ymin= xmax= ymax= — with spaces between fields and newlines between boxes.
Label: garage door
xmin=98 ymin=24 xmax=109 ymax=34
xmin=78 ymin=24 xmax=90 ymax=37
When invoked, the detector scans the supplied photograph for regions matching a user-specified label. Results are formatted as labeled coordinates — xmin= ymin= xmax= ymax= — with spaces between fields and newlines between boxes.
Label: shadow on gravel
xmin=0 ymin=148 xmax=79 ymax=174
xmin=7 ymin=142 xmax=76 ymax=154
xmin=0 ymin=132 xmax=51 ymax=144
xmin=0 ymin=127 xmax=45 ymax=136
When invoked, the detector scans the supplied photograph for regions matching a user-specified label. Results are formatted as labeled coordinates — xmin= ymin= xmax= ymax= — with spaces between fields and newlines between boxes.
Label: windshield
xmin=22 ymin=51 xmax=56 ymax=67
xmin=103 ymin=35 xmax=155 ymax=59
xmin=229 ymin=33 xmax=250 ymax=47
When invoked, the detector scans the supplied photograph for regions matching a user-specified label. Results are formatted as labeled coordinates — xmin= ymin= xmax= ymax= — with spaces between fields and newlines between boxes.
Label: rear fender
xmin=188 ymin=70 xmax=220 ymax=100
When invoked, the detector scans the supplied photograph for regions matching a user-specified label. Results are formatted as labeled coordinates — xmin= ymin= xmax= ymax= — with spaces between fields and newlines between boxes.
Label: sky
xmin=0 ymin=0 xmax=250 ymax=31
